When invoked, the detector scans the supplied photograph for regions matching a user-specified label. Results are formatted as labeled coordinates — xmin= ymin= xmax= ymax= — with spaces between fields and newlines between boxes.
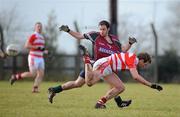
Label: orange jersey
xmin=28 ymin=32 xmax=45 ymax=58
xmin=108 ymin=52 xmax=138 ymax=72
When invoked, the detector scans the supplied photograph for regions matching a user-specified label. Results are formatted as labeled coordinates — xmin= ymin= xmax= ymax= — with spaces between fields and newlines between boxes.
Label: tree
xmin=162 ymin=1 xmax=180 ymax=55
xmin=43 ymin=10 xmax=66 ymax=81
xmin=158 ymin=48 xmax=180 ymax=83
xmin=0 ymin=7 xmax=22 ymax=80
xmin=0 ymin=7 xmax=22 ymax=45
xmin=44 ymin=10 xmax=59 ymax=53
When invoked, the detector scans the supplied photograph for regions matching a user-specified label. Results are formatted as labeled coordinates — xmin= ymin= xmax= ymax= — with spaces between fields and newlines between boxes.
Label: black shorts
xmin=79 ymin=69 xmax=85 ymax=79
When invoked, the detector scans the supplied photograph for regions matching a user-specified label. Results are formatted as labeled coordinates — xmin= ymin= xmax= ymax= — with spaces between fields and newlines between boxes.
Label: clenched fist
xmin=59 ymin=25 xmax=70 ymax=32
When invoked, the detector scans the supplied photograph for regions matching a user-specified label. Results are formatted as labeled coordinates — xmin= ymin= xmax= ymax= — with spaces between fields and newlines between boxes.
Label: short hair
xmin=35 ymin=22 xmax=42 ymax=26
xmin=98 ymin=20 xmax=110 ymax=29
xmin=137 ymin=52 xmax=151 ymax=63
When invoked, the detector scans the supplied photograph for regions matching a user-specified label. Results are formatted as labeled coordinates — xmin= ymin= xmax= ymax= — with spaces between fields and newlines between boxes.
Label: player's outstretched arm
xmin=59 ymin=25 xmax=84 ymax=40
xmin=121 ymin=37 xmax=137 ymax=52
xmin=129 ymin=68 xmax=163 ymax=91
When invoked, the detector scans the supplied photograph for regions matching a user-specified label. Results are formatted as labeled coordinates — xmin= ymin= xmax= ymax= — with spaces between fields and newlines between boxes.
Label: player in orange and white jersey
xmin=80 ymin=45 xmax=163 ymax=109
xmin=10 ymin=22 xmax=47 ymax=93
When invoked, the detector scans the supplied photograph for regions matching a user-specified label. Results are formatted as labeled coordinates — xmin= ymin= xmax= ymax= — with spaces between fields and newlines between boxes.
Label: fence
xmin=0 ymin=54 xmax=180 ymax=83
xmin=0 ymin=54 xmax=83 ymax=81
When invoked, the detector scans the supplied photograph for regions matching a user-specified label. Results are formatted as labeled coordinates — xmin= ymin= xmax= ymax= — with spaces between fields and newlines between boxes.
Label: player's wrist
xmin=128 ymin=37 xmax=137 ymax=45
xmin=59 ymin=25 xmax=70 ymax=32
xmin=129 ymin=41 xmax=133 ymax=45
xmin=66 ymin=28 xmax=70 ymax=33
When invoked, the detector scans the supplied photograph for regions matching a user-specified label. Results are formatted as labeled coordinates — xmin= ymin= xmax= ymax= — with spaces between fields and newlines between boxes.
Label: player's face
xmin=138 ymin=60 xmax=149 ymax=68
xmin=35 ymin=23 xmax=42 ymax=33
xmin=99 ymin=25 xmax=109 ymax=37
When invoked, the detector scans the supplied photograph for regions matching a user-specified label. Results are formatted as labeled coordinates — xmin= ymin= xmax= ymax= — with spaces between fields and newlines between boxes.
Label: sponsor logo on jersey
xmin=99 ymin=47 xmax=115 ymax=54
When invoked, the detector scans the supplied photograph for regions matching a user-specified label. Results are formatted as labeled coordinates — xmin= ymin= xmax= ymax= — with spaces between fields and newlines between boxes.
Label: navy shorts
xmin=79 ymin=69 xmax=85 ymax=79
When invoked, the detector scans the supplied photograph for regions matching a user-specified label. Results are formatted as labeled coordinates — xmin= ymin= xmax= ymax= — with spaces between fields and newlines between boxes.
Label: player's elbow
xmin=24 ymin=43 xmax=30 ymax=49
xmin=132 ymin=75 xmax=139 ymax=81
xmin=24 ymin=44 xmax=28 ymax=49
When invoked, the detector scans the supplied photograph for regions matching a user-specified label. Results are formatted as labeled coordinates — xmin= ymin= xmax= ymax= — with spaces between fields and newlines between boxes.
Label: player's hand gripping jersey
xmin=84 ymin=32 xmax=122 ymax=61
xmin=93 ymin=52 xmax=138 ymax=77
xmin=28 ymin=32 xmax=45 ymax=58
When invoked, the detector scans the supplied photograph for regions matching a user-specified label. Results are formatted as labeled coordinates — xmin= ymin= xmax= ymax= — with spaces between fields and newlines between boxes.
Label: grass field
xmin=0 ymin=81 xmax=180 ymax=117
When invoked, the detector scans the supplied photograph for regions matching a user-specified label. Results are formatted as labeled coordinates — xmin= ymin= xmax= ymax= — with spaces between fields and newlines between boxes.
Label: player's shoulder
xmin=87 ymin=31 xmax=99 ymax=35
xmin=29 ymin=33 xmax=36 ymax=38
xmin=84 ymin=31 xmax=99 ymax=40
xmin=125 ymin=52 xmax=136 ymax=58
xmin=28 ymin=32 xmax=38 ymax=41
xmin=129 ymin=52 xmax=136 ymax=56
xmin=109 ymin=34 xmax=118 ymax=41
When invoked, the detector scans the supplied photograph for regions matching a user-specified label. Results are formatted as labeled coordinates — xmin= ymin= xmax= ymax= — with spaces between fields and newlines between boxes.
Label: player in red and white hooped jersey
xmin=81 ymin=46 xmax=163 ymax=108
xmin=93 ymin=52 xmax=138 ymax=77
xmin=29 ymin=31 xmax=45 ymax=58
xmin=10 ymin=22 xmax=47 ymax=93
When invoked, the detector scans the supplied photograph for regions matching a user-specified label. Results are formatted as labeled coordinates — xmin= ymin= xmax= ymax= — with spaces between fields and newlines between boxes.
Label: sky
xmin=0 ymin=0 xmax=177 ymax=54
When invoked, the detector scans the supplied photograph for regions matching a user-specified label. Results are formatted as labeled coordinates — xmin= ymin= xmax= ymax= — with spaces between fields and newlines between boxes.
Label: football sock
xmin=114 ymin=96 xmax=122 ymax=106
xmin=83 ymin=55 xmax=90 ymax=64
xmin=16 ymin=73 xmax=22 ymax=80
xmin=98 ymin=97 xmax=107 ymax=104
xmin=53 ymin=85 xmax=63 ymax=93
xmin=33 ymin=86 xmax=38 ymax=90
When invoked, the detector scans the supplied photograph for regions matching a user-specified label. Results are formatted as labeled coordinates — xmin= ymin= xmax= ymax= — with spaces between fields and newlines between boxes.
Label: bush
xmin=158 ymin=49 xmax=180 ymax=83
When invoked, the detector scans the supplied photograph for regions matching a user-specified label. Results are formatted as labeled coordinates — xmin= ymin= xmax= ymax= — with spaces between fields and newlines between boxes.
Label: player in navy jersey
xmin=48 ymin=20 xmax=137 ymax=108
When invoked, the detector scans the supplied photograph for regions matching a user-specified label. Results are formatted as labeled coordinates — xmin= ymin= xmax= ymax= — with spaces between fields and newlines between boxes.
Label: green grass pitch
xmin=0 ymin=81 xmax=179 ymax=117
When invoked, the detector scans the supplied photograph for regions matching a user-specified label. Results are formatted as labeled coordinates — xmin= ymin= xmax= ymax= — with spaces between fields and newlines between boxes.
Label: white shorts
xmin=93 ymin=57 xmax=112 ymax=77
xmin=28 ymin=55 xmax=45 ymax=72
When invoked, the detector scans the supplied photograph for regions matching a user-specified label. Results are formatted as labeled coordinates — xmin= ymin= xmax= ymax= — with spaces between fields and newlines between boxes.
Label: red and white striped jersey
xmin=28 ymin=32 xmax=45 ymax=58
xmin=108 ymin=52 xmax=138 ymax=72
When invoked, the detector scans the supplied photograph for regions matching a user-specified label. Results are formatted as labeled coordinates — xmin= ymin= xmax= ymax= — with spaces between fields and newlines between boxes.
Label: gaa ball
xmin=6 ymin=44 xmax=19 ymax=56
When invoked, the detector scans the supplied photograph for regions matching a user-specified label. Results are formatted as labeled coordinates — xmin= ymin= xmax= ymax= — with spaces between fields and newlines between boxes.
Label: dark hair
xmin=35 ymin=22 xmax=42 ymax=26
xmin=99 ymin=20 xmax=110 ymax=29
xmin=137 ymin=52 xmax=151 ymax=63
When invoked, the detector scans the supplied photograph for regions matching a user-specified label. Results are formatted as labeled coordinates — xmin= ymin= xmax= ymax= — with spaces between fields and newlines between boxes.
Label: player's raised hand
xmin=129 ymin=37 xmax=137 ymax=45
xmin=59 ymin=25 xmax=70 ymax=32
xmin=151 ymin=83 xmax=163 ymax=91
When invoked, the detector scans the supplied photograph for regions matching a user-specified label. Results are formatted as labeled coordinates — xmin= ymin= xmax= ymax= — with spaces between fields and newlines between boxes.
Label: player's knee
xmin=31 ymin=72 xmax=37 ymax=77
xmin=87 ymin=82 xmax=93 ymax=87
xmin=116 ymin=85 xmax=125 ymax=93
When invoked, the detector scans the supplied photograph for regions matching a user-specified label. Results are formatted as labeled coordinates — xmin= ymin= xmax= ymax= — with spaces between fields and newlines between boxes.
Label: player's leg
xmin=10 ymin=71 xmax=37 ymax=85
xmin=95 ymin=73 xmax=125 ymax=109
xmin=84 ymin=63 xmax=94 ymax=86
xmin=79 ymin=45 xmax=98 ymax=86
xmin=48 ymin=70 xmax=85 ymax=103
xmin=114 ymin=71 xmax=132 ymax=108
xmin=10 ymin=55 xmax=37 ymax=85
xmin=107 ymin=85 xmax=132 ymax=108
xmin=32 ymin=57 xmax=45 ymax=93
xmin=32 ymin=69 xmax=44 ymax=93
